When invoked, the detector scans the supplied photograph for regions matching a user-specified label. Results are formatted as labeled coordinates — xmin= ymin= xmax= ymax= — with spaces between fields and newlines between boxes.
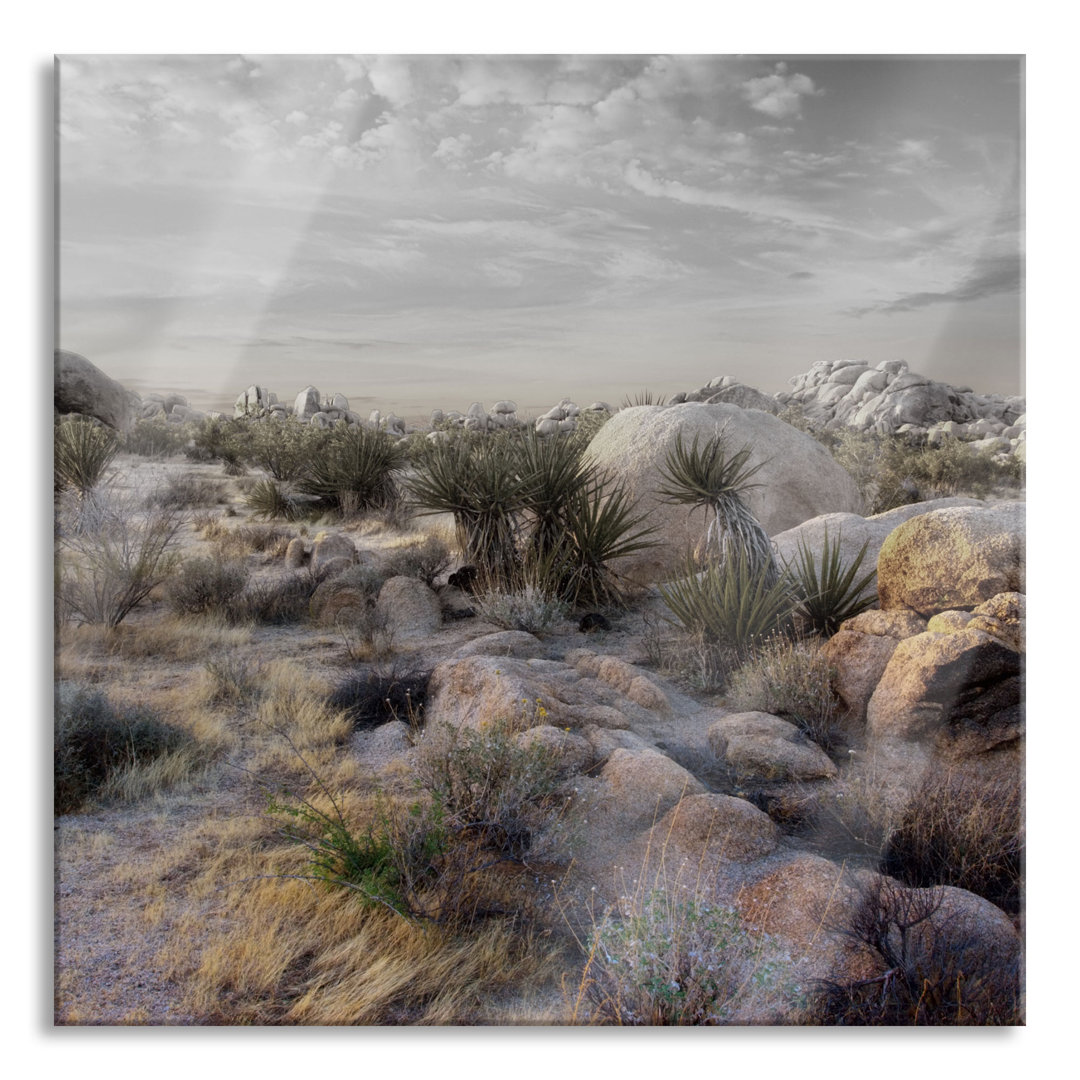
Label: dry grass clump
xmin=165 ymin=555 xmax=250 ymax=617
xmin=55 ymin=684 xmax=211 ymax=814
xmin=143 ymin=473 xmax=228 ymax=511
xmin=725 ymin=636 xmax=841 ymax=751
xmin=177 ymin=871 xmax=563 ymax=1024
xmin=195 ymin=517 xmax=297 ymax=559
xmin=881 ymin=771 xmax=1023 ymax=915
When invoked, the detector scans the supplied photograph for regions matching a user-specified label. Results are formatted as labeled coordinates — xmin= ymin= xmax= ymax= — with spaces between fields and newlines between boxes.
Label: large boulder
xmin=823 ymin=610 xmax=928 ymax=724
xmin=584 ymin=403 xmax=865 ymax=583
xmin=866 ymin=626 xmax=1023 ymax=752
xmin=772 ymin=498 xmax=985 ymax=607
xmin=55 ymin=350 xmax=135 ymax=432
xmin=877 ymin=502 xmax=1025 ymax=617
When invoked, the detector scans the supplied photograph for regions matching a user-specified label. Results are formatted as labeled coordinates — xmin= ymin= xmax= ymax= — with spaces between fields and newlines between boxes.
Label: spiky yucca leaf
xmin=787 ymin=527 xmax=877 ymax=638
xmin=553 ymin=476 xmax=659 ymax=607
xmin=55 ymin=416 xmax=119 ymax=496
xmin=659 ymin=551 xmax=795 ymax=658
xmin=296 ymin=425 xmax=404 ymax=514
xmin=245 ymin=478 xmax=302 ymax=521
xmin=657 ymin=428 xmax=777 ymax=579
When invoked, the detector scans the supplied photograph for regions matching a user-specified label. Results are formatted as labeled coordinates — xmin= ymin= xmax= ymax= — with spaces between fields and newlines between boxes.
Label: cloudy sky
xmin=57 ymin=54 xmax=1023 ymax=417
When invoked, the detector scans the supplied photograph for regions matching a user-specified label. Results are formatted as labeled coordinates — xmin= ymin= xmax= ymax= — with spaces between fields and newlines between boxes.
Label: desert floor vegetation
xmin=53 ymin=414 xmax=1026 ymax=1026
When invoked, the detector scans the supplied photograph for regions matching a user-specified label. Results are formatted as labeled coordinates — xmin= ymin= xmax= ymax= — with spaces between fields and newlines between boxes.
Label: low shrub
xmin=122 ymin=419 xmax=189 ymax=458
xmin=55 ymin=684 xmax=194 ymax=813
xmin=226 ymin=573 xmax=320 ymax=625
xmin=144 ymin=473 xmax=227 ymax=511
xmin=473 ymin=583 xmax=570 ymax=633
xmin=725 ymin=636 xmax=841 ymax=750
xmin=309 ymin=563 xmax=386 ymax=624
xmin=166 ymin=556 xmax=251 ymax=617
xmin=414 ymin=716 xmax=570 ymax=861
xmin=57 ymin=498 xmax=185 ymax=628
xmin=579 ymin=887 xmax=798 ymax=1025
xmin=881 ymin=772 xmax=1023 ymax=915
xmin=378 ymin=535 xmax=453 ymax=587
xmin=326 ymin=666 xmax=430 ymax=731
xmin=809 ymin=875 xmax=1022 ymax=1025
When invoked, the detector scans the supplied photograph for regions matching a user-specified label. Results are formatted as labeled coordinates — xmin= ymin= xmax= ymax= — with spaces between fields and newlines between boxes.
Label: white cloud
xmin=741 ymin=62 xmax=819 ymax=119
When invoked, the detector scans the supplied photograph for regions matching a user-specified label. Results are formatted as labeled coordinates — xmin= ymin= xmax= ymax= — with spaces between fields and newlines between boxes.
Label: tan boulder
xmin=772 ymin=499 xmax=983 ymax=606
xmin=375 ymin=576 xmax=442 ymax=639
xmin=877 ymin=502 xmax=1024 ymax=616
xmin=583 ymin=402 xmax=864 ymax=583
xmin=823 ymin=610 xmax=928 ymax=724
xmin=708 ymin=712 xmax=838 ymax=782
xmin=515 ymin=725 xmax=594 ymax=779
xmin=645 ymin=793 xmax=781 ymax=864
xmin=453 ymin=630 xmax=545 ymax=659
xmin=597 ymin=748 xmax=706 ymax=827
xmin=866 ymin=628 xmax=1023 ymax=751
xmin=310 ymin=531 xmax=358 ymax=576
xmin=55 ymin=349 xmax=135 ymax=432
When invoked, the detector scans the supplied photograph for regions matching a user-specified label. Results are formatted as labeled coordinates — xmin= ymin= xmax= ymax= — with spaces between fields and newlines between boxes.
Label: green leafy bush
xmin=415 ymin=716 xmax=569 ymax=860
xmin=55 ymin=684 xmax=194 ymax=813
xmin=54 ymin=416 xmax=119 ymax=497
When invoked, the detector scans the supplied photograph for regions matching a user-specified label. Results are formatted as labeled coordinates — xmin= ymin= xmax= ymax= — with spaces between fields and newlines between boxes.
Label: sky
xmin=57 ymin=54 xmax=1024 ymax=418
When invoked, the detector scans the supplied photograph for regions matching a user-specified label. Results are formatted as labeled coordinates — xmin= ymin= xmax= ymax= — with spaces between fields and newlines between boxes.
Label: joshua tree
xmin=657 ymin=426 xmax=780 ymax=583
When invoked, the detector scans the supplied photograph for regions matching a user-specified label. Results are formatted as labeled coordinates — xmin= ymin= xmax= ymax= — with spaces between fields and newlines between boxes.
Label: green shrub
xmin=659 ymin=552 xmax=795 ymax=661
xmin=785 ymin=527 xmax=877 ymax=638
xmin=166 ymin=555 xmax=251 ymax=617
xmin=242 ymin=420 xmax=327 ymax=481
xmin=725 ymin=636 xmax=840 ymax=750
xmin=55 ymin=684 xmax=193 ymax=813
xmin=54 ymin=416 xmax=119 ymax=497
xmin=415 ymin=716 xmax=569 ymax=860
xmin=295 ymin=424 xmax=404 ymax=516
xmin=581 ymin=887 xmax=798 ymax=1024
xmin=122 ymin=419 xmax=189 ymax=458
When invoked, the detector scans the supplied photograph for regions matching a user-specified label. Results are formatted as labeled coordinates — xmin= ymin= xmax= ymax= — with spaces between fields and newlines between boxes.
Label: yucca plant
xmin=245 ymin=477 xmax=302 ymax=521
xmin=551 ymin=475 xmax=658 ymax=607
xmin=516 ymin=430 xmax=591 ymax=566
xmin=296 ymin=424 xmax=404 ymax=516
xmin=785 ymin=527 xmax=877 ymax=638
xmin=406 ymin=435 xmax=527 ymax=582
xmin=657 ymin=428 xmax=778 ymax=581
xmin=55 ymin=416 xmax=119 ymax=497
xmin=659 ymin=550 xmax=795 ymax=660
